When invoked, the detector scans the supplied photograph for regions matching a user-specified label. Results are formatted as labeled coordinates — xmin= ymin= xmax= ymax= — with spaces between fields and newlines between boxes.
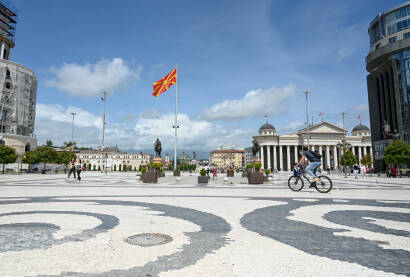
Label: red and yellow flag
xmin=152 ymin=68 xmax=177 ymax=97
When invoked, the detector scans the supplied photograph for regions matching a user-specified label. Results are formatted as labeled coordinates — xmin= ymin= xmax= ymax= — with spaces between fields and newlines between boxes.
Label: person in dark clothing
xmin=76 ymin=159 xmax=82 ymax=181
xmin=67 ymin=158 xmax=76 ymax=180
xmin=298 ymin=146 xmax=322 ymax=187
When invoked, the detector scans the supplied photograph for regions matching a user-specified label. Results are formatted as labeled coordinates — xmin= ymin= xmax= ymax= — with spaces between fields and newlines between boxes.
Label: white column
xmin=294 ymin=145 xmax=298 ymax=164
xmin=267 ymin=145 xmax=271 ymax=170
xmin=333 ymin=145 xmax=338 ymax=169
xmin=352 ymin=146 xmax=355 ymax=156
xmin=358 ymin=147 xmax=362 ymax=163
xmin=370 ymin=147 xmax=373 ymax=163
xmin=319 ymin=145 xmax=323 ymax=169
xmin=273 ymin=145 xmax=277 ymax=170
xmin=279 ymin=146 xmax=283 ymax=171
xmin=326 ymin=146 xmax=330 ymax=169
xmin=364 ymin=146 xmax=367 ymax=156
xmin=286 ymin=145 xmax=290 ymax=171
xmin=260 ymin=145 xmax=264 ymax=169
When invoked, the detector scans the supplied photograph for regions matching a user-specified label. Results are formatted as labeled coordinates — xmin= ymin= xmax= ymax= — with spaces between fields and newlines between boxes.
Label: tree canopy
xmin=56 ymin=151 xmax=76 ymax=165
xmin=22 ymin=146 xmax=58 ymax=165
xmin=0 ymin=146 xmax=18 ymax=173
xmin=361 ymin=154 xmax=372 ymax=167
xmin=340 ymin=150 xmax=357 ymax=167
xmin=46 ymin=140 xmax=53 ymax=147
xmin=384 ymin=140 xmax=410 ymax=166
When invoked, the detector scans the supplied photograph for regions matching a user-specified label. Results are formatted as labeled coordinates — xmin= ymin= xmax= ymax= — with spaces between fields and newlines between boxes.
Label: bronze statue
xmin=193 ymin=152 xmax=196 ymax=160
xmin=252 ymin=139 xmax=260 ymax=158
xmin=154 ymin=138 xmax=162 ymax=157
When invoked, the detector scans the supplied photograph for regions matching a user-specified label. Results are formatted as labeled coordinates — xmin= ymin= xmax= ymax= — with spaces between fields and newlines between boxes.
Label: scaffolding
xmin=0 ymin=0 xmax=17 ymax=42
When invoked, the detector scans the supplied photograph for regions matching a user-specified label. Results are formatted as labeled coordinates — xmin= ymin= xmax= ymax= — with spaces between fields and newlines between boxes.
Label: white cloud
xmin=202 ymin=84 xmax=297 ymax=121
xmin=337 ymin=47 xmax=355 ymax=61
xmin=45 ymin=58 xmax=141 ymax=98
xmin=286 ymin=120 xmax=305 ymax=130
xmin=34 ymin=103 xmax=254 ymax=153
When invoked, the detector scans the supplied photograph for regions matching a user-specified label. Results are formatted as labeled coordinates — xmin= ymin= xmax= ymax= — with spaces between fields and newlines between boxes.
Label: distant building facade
xmin=209 ymin=149 xmax=244 ymax=168
xmin=0 ymin=2 xmax=38 ymax=159
xmin=253 ymin=122 xmax=372 ymax=171
xmin=77 ymin=150 xmax=152 ymax=171
xmin=366 ymin=2 xmax=410 ymax=171
xmin=244 ymin=147 xmax=253 ymax=165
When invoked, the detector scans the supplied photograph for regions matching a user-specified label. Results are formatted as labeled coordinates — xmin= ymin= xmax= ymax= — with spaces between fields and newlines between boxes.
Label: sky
xmin=7 ymin=0 xmax=406 ymax=158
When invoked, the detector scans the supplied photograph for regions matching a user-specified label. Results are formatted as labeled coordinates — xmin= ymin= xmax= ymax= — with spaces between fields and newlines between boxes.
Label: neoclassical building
xmin=253 ymin=121 xmax=373 ymax=171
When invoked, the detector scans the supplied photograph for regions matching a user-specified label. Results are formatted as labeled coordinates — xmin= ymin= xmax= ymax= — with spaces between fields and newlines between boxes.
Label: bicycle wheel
xmin=288 ymin=176 xmax=304 ymax=191
xmin=315 ymin=176 xmax=332 ymax=193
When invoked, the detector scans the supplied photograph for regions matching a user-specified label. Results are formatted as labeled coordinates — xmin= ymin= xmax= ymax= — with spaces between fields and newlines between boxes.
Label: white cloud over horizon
xmin=202 ymin=84 xmax=297 ymax=121
xmin=45 ymin=58 xmax=141 ymax=98
xmin=34 ymin=103 xmax=254 ymax=153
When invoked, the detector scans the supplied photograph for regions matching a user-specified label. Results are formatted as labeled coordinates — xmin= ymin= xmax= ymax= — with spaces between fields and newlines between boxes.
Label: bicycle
xmin=288 ymin=167 xmax=332 ymax=193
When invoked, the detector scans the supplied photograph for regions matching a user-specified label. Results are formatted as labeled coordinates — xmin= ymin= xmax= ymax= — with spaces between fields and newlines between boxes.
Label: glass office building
xmin=366 ymin=2 xmax=410 ymax=171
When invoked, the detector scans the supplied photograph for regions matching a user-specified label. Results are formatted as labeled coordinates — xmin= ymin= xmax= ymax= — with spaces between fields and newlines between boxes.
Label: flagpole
xmin=174 ymin=66 xmax=178 ymax=170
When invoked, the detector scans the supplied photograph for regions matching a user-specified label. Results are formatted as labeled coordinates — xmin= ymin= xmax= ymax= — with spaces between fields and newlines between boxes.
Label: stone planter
xmin=159 ymin=172 xmax=165 ymax=177
xmin=198 ymin=176 xmax=208 ymax=184
xmin=248 ymin=172 xmax=263 ymax=184
xmin=173 ymin=170 xmax=181 ymax=176
xmin=227 ymin=171 xmax=234 ymax=177
xmin=242 ymin=173 xmax=247 ymax=178
xmin=142 ymin=171 xmax=158 ymax=183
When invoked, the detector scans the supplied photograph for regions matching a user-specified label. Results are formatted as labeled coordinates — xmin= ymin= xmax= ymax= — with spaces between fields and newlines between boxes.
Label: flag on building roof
xmin=318 ymin=112 xmax=323 ymax=116
xmin=357 ymin=115 xmax=361 ymax=119
xmin=152 ymin=68 xmax=177 ymax=97
xmin=264 ymin=113 xmax=268 ymax=118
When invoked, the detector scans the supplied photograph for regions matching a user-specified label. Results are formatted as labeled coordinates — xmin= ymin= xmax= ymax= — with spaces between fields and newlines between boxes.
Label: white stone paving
xmin=0 ymin=171 xmax=409 ymax=276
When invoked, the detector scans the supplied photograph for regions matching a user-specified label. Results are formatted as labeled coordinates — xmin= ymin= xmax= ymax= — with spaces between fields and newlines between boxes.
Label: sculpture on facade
xmin=193 ymin=152 xmax=196 ymax=160
xmin=154 ymin=138 xmax=162 ymax=157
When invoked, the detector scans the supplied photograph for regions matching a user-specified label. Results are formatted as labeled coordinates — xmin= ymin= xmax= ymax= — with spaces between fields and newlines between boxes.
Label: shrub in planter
xmin=173 ymin=170 xmax=181 ymax=176
xmin=198 ymin=168 xmax=208 ymax=183
xmin=142 ymin=170 xmax=158 ymax=183
xmin=227 ymin=168 xmax=234 ymax=177
xmin=265 ymin=169 xmax=271 ymax=175
xmin=141 ymin=167 xmax=147 ymax=173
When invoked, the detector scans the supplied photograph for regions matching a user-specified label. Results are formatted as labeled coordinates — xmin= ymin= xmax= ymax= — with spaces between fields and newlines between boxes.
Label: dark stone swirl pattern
xmin=0 ymin=197 xmax=231 ymax=277
xmin=240 ymin=198 xmax=410 ymax=276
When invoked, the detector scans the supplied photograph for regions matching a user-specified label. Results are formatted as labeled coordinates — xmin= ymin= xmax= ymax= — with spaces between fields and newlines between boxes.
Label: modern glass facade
xmin=366 ymin=2 xmax=410 ymax=172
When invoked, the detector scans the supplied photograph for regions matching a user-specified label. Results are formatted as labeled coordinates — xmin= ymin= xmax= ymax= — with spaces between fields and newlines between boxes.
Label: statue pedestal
xmin=153 ymin=157 xmax=162 ymax=177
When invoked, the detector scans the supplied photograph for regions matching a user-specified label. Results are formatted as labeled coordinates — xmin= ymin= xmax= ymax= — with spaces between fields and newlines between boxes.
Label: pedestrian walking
xmin=205 ymin=165 xmax=210 ymax=180
xmin=67 ymin=158 xmax=76 ymax=180
xmin=212 ymin=167 xmax=217 ymax=180
xmin=360 ymin=164 xmax=366 ymax=177
xmin=76 ymin=159 xmax=82 ymax=181
xmin=353 ymin=164 xmax=359 ymax=179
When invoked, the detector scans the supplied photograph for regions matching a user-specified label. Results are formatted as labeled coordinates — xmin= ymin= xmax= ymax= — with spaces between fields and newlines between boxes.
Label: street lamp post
xmin=101 ymin=92 xmax=107 ymax=174
xmin=70 ymin=112 xmax=77 ymax=147
xmin=337 ymin=137 xmax=351 ymax=178
xmin=303 ymin=91 xmax=311 ymax=149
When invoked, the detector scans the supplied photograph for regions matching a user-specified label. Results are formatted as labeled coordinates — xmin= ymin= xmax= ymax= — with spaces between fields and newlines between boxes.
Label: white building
xmin=77 ymin=150 xmax=152 ymax=171
xmin=254 ymin=121 xmax=372 ymax=171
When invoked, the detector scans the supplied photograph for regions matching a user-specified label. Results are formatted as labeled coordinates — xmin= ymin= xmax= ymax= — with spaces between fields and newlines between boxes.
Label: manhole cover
xmin=126 ymin=233 xmax=173 ymax=247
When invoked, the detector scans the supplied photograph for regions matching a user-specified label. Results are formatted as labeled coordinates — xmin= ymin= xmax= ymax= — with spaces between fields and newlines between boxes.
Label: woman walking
xmin=76 ymin=159 xmax=82 ymax=181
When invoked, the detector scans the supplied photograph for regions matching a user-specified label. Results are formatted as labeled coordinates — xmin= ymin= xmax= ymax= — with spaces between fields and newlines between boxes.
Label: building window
xmin=405 ymin=32 xmax=410 ymax=39
xmin=25 ymin=143 xmax=30 ymax=152
xmin=389 ymin=36 xmax=397 ymax=43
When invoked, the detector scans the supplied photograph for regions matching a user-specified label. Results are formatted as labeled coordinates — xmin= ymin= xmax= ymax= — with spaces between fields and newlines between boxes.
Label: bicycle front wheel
xmin=315 ymin=176 xmax=332 ymax=193
xmin=288 ymin=176 xmax=304 ymax=191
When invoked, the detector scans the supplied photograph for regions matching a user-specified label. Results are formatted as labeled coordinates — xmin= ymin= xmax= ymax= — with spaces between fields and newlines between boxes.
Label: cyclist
xmin=297 ymin=146 xmax=322 ymax=187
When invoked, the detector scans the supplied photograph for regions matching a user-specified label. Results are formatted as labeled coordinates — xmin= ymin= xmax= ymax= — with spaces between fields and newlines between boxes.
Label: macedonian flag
xmin=152 ymin=68 xmax=177 ymax=97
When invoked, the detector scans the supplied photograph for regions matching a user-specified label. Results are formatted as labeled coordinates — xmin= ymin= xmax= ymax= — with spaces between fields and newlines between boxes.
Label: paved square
xmin=0 ymin=172 xmax=409 ymax=276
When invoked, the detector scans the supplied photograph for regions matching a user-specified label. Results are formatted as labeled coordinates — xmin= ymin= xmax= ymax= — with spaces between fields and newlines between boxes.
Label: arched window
xmin=25 ymin=143 xmax=31 ymax=152
xmin=0 ymin=139 xmax=5 ymax=146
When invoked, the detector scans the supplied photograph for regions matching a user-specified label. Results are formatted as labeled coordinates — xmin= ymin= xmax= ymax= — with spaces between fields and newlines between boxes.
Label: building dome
xmin=259 ymin=123 xmax=276 ymax=135
xmin=259 ymin=123 xmax=275 ymax=131
xmin=352 ymin=124 xmax=370 ymax=132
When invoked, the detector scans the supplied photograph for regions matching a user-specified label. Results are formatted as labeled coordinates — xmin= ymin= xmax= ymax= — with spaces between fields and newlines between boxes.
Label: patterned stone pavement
xmin=0 ymin=172 xmax=409 ymax=276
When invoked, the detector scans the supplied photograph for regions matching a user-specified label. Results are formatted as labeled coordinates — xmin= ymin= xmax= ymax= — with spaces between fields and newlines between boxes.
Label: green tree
xmin=0 ymin=145 xmax=18 ymax=173
xmin=46 ymin=140 xmax=53 ymax=147
xmin=87 ymin=163 xmax=91 ymax=171
xmin=98 ymin=165 xmax=101 ymax=171
xmin=340 ymin=150 xmax=357 ymax=177
xmin=23 ymin=146 xmax=58 ymax=173
xmin=119 ymin=164 xmax=122 ymax=171
xmin=93 ymin=164 xmax=96 ymax=171
xmin=360 ymin=154 xmax=373 ymax=167
xmin=384 ymin=140 xmax=410 ymax=166
xmin=55 ymin=151 xmax=76 ymax=173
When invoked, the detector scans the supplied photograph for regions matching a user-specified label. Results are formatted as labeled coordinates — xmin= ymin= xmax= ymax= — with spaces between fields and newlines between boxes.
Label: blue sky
xmin=8 ymin=0 xmax=405 ymax=157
